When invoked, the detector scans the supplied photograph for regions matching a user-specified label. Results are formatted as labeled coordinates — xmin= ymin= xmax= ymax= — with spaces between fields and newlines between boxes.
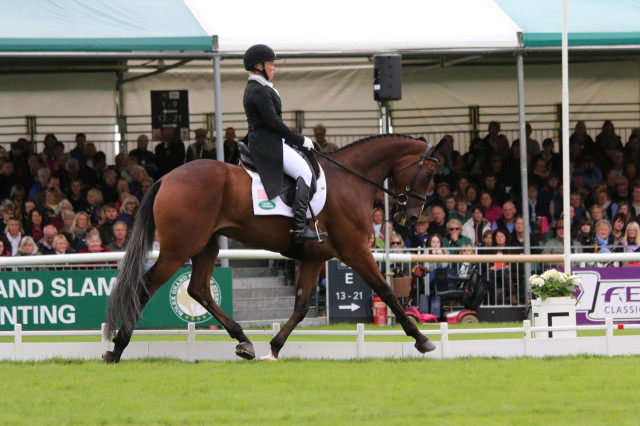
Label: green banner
xmin=0 ymin=268 xmax=232 ymax=331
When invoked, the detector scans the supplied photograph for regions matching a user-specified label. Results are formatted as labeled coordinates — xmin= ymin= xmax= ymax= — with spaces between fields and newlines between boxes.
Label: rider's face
xmin=264 ymin=61 xmax=276 ymax=80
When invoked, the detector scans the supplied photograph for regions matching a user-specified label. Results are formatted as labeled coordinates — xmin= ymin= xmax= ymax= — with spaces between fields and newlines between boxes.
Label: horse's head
xmin=391 ymin=139 xmax=444 ymax=228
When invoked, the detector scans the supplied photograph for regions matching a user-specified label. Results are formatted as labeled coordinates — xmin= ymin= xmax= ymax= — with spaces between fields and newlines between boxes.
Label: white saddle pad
xmin=244 ymin=165 xmax=327 ymax=218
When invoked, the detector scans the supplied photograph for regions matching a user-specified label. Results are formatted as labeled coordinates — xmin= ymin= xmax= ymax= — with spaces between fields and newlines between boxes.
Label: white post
xmin=440 ymin=322 xmax=449 ymax=359
xmin=188 ymin=322 xmax=196 ymax=362
xmin=605 ymin=317 xmax=614 ymax=356
xmin=356 ymin=323 xmax=365 ymax=359
xmin=272 ymin=323 xmax=281 ymax=337
xmin=14 ymin=324 xmax=22 ymax=361
xmin=212 ymin=47 xmax=229 ymax=267
xmin=561 ymin=0 xmax=571 ymax=273
xmin=523 ymin=320 xmax=532 ymax=356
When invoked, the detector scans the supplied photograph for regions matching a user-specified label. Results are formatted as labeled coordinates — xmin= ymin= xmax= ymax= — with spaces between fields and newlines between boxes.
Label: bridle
xmin=313 ymin=143 xmax=439 ymax=209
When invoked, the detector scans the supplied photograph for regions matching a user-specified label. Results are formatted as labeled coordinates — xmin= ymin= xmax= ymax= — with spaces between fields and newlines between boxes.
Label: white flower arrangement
xmin=529 ymin=269 xmax=580 ymax=300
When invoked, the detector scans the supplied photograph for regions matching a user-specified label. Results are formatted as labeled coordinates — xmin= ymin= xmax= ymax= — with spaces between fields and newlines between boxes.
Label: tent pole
xmin=562 ymin=0 xmax=571 ymax=273
xmin=516 ymin=54 xmax=531 ymax=300
xmin=213 ymin=43 xmax=229 ymax=266
xmin=116 ymin=72 xmax=127 ymax=155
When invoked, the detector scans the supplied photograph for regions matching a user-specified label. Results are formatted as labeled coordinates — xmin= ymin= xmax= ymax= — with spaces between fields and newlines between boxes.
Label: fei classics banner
xmin=0 ymin=268 xmax=232 ymax=331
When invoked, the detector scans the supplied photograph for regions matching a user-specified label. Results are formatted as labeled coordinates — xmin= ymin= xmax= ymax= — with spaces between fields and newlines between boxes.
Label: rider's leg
xmin=282 ymin=143 xmax=321 ymax=242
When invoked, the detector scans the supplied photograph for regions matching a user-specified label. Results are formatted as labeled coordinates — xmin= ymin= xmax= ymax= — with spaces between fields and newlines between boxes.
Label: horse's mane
xmin=331 ymin=133 xmax=423 ymax=154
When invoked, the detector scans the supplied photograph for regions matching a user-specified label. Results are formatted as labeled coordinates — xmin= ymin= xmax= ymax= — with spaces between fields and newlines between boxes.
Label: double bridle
xmin=313 ymin=144 xmax=438 ymax=208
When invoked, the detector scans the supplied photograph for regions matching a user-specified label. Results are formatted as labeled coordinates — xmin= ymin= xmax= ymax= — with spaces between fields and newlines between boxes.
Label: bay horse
xmin=103 ymin=134 xmax=440 ymax=362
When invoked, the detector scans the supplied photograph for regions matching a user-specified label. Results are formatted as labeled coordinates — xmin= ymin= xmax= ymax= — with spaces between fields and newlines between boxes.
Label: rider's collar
xmin=249 ymin=74 xmax=272 ymax=88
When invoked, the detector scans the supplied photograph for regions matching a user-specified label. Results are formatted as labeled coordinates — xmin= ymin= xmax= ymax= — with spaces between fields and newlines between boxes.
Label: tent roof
xmin=495 ymin=0 xmax=640 ymax=47
xmin=0 ymin=0 xmax=212 ymax=53
xmin=185 ymin=0 xmax=522 ymax=56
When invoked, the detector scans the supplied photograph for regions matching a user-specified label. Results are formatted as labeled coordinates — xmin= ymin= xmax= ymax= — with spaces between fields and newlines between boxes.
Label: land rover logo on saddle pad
xmin=169 ymin=272 xmax=221 ymax=323
xmin=258 ymin=200 xmax=276 ymax=210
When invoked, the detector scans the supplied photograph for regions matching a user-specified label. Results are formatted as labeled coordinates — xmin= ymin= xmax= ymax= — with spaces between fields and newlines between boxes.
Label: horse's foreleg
xmin=343 ymin=252 xmax=436 ymax=354
xmin=188 ymin=236 xmax=254 ymax=360
xmin=262 ymin=260 xmax=323 ymax=361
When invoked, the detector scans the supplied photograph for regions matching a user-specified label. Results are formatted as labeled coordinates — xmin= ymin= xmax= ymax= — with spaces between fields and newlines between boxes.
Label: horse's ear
xmin=427 ymin=137 xmax=448 ymax=159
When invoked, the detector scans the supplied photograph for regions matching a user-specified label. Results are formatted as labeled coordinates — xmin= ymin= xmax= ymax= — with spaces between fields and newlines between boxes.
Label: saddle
xmin=238 ymin=141 xmax=319 ymax=206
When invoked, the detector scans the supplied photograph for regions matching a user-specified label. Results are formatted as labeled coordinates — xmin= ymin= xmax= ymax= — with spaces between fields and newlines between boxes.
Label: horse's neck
xmin=336 ymin=142 xmax=406 ymax=184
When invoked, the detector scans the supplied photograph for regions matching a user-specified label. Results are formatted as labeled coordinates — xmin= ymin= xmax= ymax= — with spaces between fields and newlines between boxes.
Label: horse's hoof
xmin=260 ymin=349 xmax=278 ymax=362
xmin=102 ymin=351 xmax=120 ymax=364
xmin=415 ymin=338 xmax=437 ymax=354
xmin=235 ymin=342 xmax=255 ymax=360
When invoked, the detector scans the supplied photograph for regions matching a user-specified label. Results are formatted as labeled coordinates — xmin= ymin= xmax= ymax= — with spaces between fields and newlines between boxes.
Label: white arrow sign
xmin=338 ymin=303 xmax=360 ymax=312
xmin=162 ymin=109 xmax=178 ymax=114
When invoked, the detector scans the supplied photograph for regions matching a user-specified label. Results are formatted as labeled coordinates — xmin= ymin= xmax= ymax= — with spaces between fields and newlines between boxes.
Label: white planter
xmin=531 ymin=296 xmax=577 ymax=338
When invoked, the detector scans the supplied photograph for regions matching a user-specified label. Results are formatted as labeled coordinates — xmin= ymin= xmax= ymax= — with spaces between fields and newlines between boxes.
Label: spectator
xmin=129 ymin=134 xmax=158 ymax=178
xmin=574 ymin=218 xmax=595 ymax=252
xmin=68 ymin=211 xmax=91 ymax=252
xmin=535 ymin=138 xmax=562 ymax=176
xmin=428 ymin=182 xmax=450 ymax=208
xmin=0 ymin=235 xmax=11 ymax=256
xmin=106 ymin=221 xmax=128 ymax=252
xmin=0 ymin=160 xmax=21 ymax=200
xmin=139 ymin=177 xmax=154 ymax=200
xmin=155 ymin=128 xmax=185 ymax=177
xmin=589 ymin=203 xmax=606 ymax=223
xmin=116 ymin=195 xmax=139 ymax=227
xmin=448 ymin=195 xmax=471 ymax=224
xmin=610 ymin=212 xmax=627 ymax=251
xmin=443 ymin=193 xmax=457 ymax=219
xmin=186 ymin=128 xmax=216 ymax=162
xmin=4 ymin=218 xmax=23 ymax=255
xmin=67 ymin=178 xmax=89 ymax=213
xmin=443 ymin=218 xmax=471 ymax=253
xmin=25 ymin=208 xmax=46 ymax=242
xmin=440 ymin=134 xmax=464 ymax=173
xmin=570 ymin=192 xmax=588 ymax=223
xmin=579 ymin=155 xmax=603 ymax=190
xmin=465 ymin=183 xmax=479 ymax=207
xmin=313 ymin=124 xmax=338 ymax=152
xmin=595 ymin=190 xmax=612 ymax=219
xmin=98 ymin=169 xmax=120 ymax=204
xmin=372 ymin=207 xmax=384 ymax=239
xmin=7 ymin=184 xmax=26 ymax=222
xmin=86 ymin=188 xmax=103 ymax=225
xmin=69 ymin=133 xmax=87 ymax=169
xmin=462 ymin=205 xmax=491 ymax=246
xmin=99 ymin=203 xmax=119 ymax=245
xmin=222 ymin=127 xmax=239 ymax=163
xmin=15 ymin=235 xmax=40 ymax=256
xmin=478 ymin=191 xmax=502 ymax=225
xmin=51 ymin=234 xmax=74 ymax=255
xmin=433 ymin=150 xmax=458 ymax=190
xmin=78 ymin=230 xmax=110 ymax=254
xmin=569 ymin=120 xmax=597 ymax=157
xmin=39 ymin=133 xmax=58 ymax=169
xmin=428 ymin=205 xmax=447 ymax=237
xmin=453 ymin=175 xmax=470 ymax=197
xmin=481 ymin=172 xmax=507 ymax=206
xmin=28 ymin=167 xmax=51 ymax=201
xmin=492 ymin=201 xmax=517 ymax=233
xmin=595 ymin=120 xmax=623 ymax=153
xmin=49 ymin=199 xmax=74 ymax=231
xmin=529 ymin=157 xmax=549 ymax=190
xmin=404 ymin=215 xmax=430 ymax=248
xmin=621 ymin=221 xmax=640 ymax=256
xmin=510 ymin=215 xmax=527 ymax=247
xmin=542 ymin=219 xmax=579 ymax=254
xmin=593 ymin=219 xmax=614 ymax=254
xmin=514 ymin=122 xmax=540 ymax=158
xmin=0 ymin=202 xmax=14 ymax=231
xmin=38 ymin=224 xmax=57 ymax=255
xmin=611 ymin=175 xmax=631 ymax=205
xmin=425 ymin=233 xmax=448 ymax=279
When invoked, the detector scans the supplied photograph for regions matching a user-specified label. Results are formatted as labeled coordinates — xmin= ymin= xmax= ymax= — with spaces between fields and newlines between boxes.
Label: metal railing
xmin=1 ymin=101 xmax=638 ymax=161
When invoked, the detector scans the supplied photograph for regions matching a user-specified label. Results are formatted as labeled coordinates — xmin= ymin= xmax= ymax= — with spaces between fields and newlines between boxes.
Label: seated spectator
xmin=404 ymin=215 xmax=430 ymax=248
xmin=4 ymin=218 xmax=23 ymax=255
xmin=453 ymin=175 xmax=470 ymax=197
xmin=28 ymin=167 xmax=51 ymax=201
xmin=589 ymin=204 xmax=605 ymax=223
xmin=465 ymin=183 xmax=479 ymax=208
xmin=116 ymin=195 xmax=139 ymax=227
xmin=375 ymin=221 xmax=396 ymax=249
xmin=425 ymin=233 xmax=448 ymax=281
xmin=106 ymin=221 xmax=128 ymax=252
xmin=433 ymin=151 xmax=458 ymax=191
xmin=481 ymin=172 xmax=507 ymax=206
xmin=510 ymin=215 xmax=527 ymax=248
xmin=443 ymin=193 xmax=457 ymax=219
xmin=492 ymin=201 xmax=517 ymax=232
xmin=129 ymin=134 xmax=158 ymax=178
xmin=99 ymin=203 xmax=119 ymax=245
xmin=593 ymin=219 xmax=614 ymax=254
xmin=51 ymin=234 xmax=74 ymax=255
xmin=622 ymin=221 xmax=640 ymax=259
xmin=78 ymin=230 xmax=110 ymax=254
xmin=372 ymin=207 xmax=384 ymax=239
xmin=611 ymin=175 xmax=630 ymax=205
xmin=448 ymin=195 xmax=471 ymax=224
xmin=67 ymin=211 xmax=92 ymax=252
xmin=462 ymin=205 xmax=491 ymax=246
xmin=535 ymin=138 xmax=562 ymax=176
xmin=0 ymin=235 xmax=12 ymax=256
xmin=630 ymin=182 xmax=640 ymax=220
xmin=570 ymin=192 xmax=587 ymax=223
xmin=15 ymin=236 xmax=40 ymax=256
xmin=542 ymin=220 xmax=579 ymax=254
xmin=428 ymin=205 xmax=447 ymax=237
xmin=579 ymin=155 xmax=603 ymax=190
xmin=570 ymin=120 xmax=597 ymax=157
xmin=186 ymin=128 xmax=216 ymax=162
xmin=574 ymin=218 xmax=595 ymax=253
xmin=595 ymin=119 xmax=623 ymax=153
xmin=478 ymin=191 xmax=502 ymax=225
xmin=25 ymin=208 xmax=47 ymax=242
xmin=98 ymin=169 xmax=120 ymax=204
xmin=49 ymin=199 xmax=74 ymax=231
xmin=313 ymin=124 xmax=338 ymax=153
xmin=478 ymin=229 xmax=494 ymax=253
xmin=67 ymin=178 xmax=89 ymax=213
xmin=86 ymin=188 xmax=104 ymax=225
xmin=529 ymin=157 xmax=549 ymax=190
xmin=443 ymin=218 xmax=471 ymax=253
xmin=38 ymin=224 xmax=58 ymax=255
xmin=610 ymin=212 xmax=627 ymax=251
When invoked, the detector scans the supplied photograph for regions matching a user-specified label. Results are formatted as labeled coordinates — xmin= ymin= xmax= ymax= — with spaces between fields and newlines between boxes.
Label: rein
xmin=313 ymin=145 xmax=438 ymax=206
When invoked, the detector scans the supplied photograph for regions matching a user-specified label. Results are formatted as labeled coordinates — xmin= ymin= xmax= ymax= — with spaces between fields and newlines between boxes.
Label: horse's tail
xmin=104 ymin=179 xmax=162 ymax=340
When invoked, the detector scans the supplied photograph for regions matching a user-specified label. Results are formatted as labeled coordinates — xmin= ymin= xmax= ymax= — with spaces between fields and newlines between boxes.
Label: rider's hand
xmin=302 ymin=136 xmax=315 ymax=151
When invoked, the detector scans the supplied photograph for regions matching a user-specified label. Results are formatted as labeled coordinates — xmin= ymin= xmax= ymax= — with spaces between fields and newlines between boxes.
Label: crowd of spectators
xmin=0 ymin=126 xmax=240 ymax=259
xmin=374 ymin=120 xmax=640 ymax=265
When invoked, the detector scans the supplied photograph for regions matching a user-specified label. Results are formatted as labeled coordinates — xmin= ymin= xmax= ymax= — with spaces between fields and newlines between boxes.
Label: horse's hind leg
xmin=105 ymin=257 xmax=186 ymax=363
xmin=262 ymin=260 xmax=323 ymax=361
xmin=188 ymin=235 xmax=255 ymax=360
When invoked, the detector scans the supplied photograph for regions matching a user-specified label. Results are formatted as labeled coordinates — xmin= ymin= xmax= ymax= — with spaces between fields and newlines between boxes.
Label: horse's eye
xmin=424 ymin=172 xmax=433 ymax=183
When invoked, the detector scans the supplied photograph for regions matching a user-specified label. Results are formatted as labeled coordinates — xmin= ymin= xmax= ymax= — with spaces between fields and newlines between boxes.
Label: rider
xmin=243 ymin=44 xmax=325 ymax=243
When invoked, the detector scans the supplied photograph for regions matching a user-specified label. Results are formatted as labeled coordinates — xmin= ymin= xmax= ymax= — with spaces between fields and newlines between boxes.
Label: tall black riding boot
xmin=292 ymin=177 xmax=326 ymax=243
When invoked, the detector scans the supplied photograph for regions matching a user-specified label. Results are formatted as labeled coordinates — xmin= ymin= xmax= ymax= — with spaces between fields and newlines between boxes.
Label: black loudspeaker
xmin=373 ymin=53 xmax=402 ymax=101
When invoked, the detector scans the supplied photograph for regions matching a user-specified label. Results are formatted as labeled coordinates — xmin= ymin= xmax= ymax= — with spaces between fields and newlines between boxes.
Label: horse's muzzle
xmin=394 ymin=211 xmax=419 ymax=228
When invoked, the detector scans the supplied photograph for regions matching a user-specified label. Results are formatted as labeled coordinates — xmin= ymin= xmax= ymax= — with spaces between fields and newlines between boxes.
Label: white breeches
xmin=282 ymin=141 xmax=313 ymax=186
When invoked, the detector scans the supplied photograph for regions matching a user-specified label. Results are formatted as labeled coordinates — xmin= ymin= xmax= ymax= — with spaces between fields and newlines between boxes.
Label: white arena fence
xmin=1 ymin=320 xmax=640 ymax=361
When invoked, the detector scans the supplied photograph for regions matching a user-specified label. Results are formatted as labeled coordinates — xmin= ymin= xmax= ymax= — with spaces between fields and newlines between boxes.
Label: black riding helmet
xmin=243 ymin=44 xmax=278 ymax=80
